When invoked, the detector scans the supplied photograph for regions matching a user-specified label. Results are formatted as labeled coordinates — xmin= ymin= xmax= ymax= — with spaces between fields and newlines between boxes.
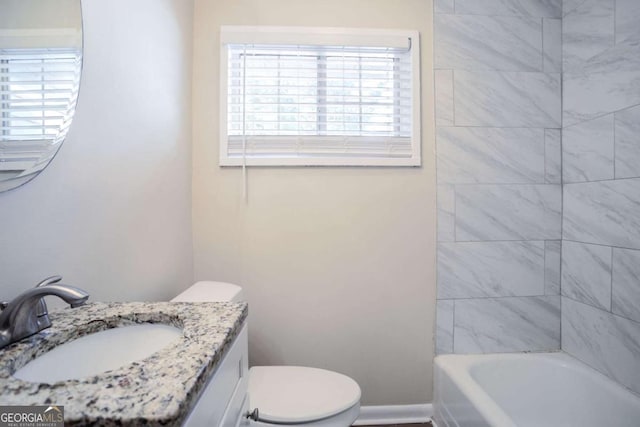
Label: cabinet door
xmin=183 ymin=323 xmax=249 ymax=426
xmin=226 ymin=393 xmax=250 ymax=427
xmin=220 ymin=333 xmax=250 ymax=427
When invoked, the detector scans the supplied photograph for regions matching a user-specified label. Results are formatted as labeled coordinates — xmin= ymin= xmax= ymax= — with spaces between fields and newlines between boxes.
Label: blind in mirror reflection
xmin=0 ymin=0 xmax=82 ymax=191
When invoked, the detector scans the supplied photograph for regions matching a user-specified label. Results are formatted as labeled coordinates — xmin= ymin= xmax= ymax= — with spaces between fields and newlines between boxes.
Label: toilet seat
xmin=249 ymin=366 xmax=361 ymax=425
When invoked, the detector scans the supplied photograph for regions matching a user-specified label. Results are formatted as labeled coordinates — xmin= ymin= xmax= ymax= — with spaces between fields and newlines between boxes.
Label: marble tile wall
xmin=434 ymin=1 xmax=562 ymax=354
xmin=561 ymin=0 xmax=640 ymax=395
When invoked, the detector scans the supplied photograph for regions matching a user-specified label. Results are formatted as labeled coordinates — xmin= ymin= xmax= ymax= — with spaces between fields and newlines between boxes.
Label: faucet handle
xmin=36 ymin=275 xmax=63 ymax=288
xmin=0 ymin=276 xmax=61 ymax=314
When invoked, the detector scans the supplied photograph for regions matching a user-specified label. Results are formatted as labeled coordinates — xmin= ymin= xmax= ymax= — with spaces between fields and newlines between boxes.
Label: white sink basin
xmin=14 ymin=324 xmax=183 ymax=383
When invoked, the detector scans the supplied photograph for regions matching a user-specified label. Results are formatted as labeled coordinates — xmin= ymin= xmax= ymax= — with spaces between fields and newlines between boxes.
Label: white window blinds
xmin=220 ymin=27 xmax=420 ymax=166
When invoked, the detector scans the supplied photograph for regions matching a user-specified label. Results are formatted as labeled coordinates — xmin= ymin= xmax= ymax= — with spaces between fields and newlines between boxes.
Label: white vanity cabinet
xmin=183 ymin=322 xmax=250 ymax=427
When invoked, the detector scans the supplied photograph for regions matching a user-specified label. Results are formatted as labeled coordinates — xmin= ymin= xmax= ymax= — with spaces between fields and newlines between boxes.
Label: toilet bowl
xmin=172 ymin=281 xmax=361 ymax=427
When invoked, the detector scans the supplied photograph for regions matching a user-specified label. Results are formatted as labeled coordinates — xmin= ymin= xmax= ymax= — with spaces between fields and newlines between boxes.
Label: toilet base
xmin=249 ymin=403 xmax=360 ymax=427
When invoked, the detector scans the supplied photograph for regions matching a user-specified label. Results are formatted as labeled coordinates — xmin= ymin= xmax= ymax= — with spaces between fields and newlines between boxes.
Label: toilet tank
xmin=171 ymin=281 xmax=244 ymax=303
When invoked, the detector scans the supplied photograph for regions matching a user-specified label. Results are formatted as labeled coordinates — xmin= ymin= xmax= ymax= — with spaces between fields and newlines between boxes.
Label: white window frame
xmin=219 ymin=26 xmax=421 ymax=167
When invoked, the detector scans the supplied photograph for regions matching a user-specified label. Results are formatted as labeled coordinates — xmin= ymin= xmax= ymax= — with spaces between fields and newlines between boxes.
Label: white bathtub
xmin=434 ymin=352 xmax=640 ymax=427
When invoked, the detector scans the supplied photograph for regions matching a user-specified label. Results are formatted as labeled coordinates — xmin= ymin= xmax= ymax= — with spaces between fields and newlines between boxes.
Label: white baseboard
xmin=353 ymin=404 xmax=433 ymax=425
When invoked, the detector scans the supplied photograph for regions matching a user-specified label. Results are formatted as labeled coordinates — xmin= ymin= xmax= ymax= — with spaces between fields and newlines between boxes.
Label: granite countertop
xmin=0 ymin=301 xmax=248 ymax=426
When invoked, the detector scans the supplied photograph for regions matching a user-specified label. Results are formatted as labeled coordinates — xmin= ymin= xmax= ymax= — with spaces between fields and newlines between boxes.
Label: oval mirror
xmin=0 ymin=0 xmax=82 ymax=192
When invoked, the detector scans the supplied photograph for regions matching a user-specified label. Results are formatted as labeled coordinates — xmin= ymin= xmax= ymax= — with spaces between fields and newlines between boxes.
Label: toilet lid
xmin=249 ymin=366 xmax=361 ymax=424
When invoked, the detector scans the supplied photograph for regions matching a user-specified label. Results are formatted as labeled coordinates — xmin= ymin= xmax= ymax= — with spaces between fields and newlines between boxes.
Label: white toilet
xmin=172 ymin=281 xmax=362 ymax=427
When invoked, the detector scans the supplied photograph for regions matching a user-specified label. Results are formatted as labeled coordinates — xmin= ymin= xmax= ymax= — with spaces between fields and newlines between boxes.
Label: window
xmin=220 ymin=27 xmax=421 ymax=166
xmin=0 ymin=48 xmax=81 ymax=171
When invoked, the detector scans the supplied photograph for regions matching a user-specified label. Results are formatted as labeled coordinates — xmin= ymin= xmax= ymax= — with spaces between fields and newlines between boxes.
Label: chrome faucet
xmin=0 ymin=276 xmax=89 ymax=349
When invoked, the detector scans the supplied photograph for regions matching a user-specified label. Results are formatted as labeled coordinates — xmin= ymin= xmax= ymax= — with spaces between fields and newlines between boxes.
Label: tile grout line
xmin=613 ymin=109 xmax=617 ymax=179
xmin=451 ymin=69 xmax=456 ymax=126
xmin=541 ymin=17 xmax=545 ymax=72
xmin=559 ymin=19 xmax=564 ymax=345
xmin=563 ymin=101 xmax=640 ymax=131
xmin=438 ymin=294 xmax=557 ymax=302
xmin=544 ymin=129 xmax=548 ymax=183
xmin=434 ymin=123 xmax=566 ymax=130
xmin=614 ymin=0 xmax=618 ymax=45
xmin=441 ymin=181 xmax=562 ymax=186
xmin=609 ymin=247 xmax=614 ymax=313
xmin=544 ymin=239 xmax=548 ymax=295
xmin=452 ymin=183 xmax=457 ymax=242
xmin=452 ymin=298 xmax=456 ymax=354
xmin=562 ymin=293 xmax=640 ymax=326
xmin=562 ymin=238 xmax=640 ymax=253
xmin=564 ymin=175 xmax=640 ymax=185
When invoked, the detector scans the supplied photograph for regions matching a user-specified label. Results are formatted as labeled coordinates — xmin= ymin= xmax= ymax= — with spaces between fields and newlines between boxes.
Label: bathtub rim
xmin=434 ymin=350 xmax=640 ymax=427
xmin=435 ymin=352 xmax=517 ymax=427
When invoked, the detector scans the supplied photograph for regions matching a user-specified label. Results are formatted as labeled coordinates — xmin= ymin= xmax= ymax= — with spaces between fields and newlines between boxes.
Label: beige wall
xmin=192 ymin=0 xmax=436 ymax=405
xmin=0 ymin=0 xmax=82 ymax=49
xmin=1 ymin=0 xmax=81 ymax=30
xmin=0 ymin=0 xmax=194 ymax=303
